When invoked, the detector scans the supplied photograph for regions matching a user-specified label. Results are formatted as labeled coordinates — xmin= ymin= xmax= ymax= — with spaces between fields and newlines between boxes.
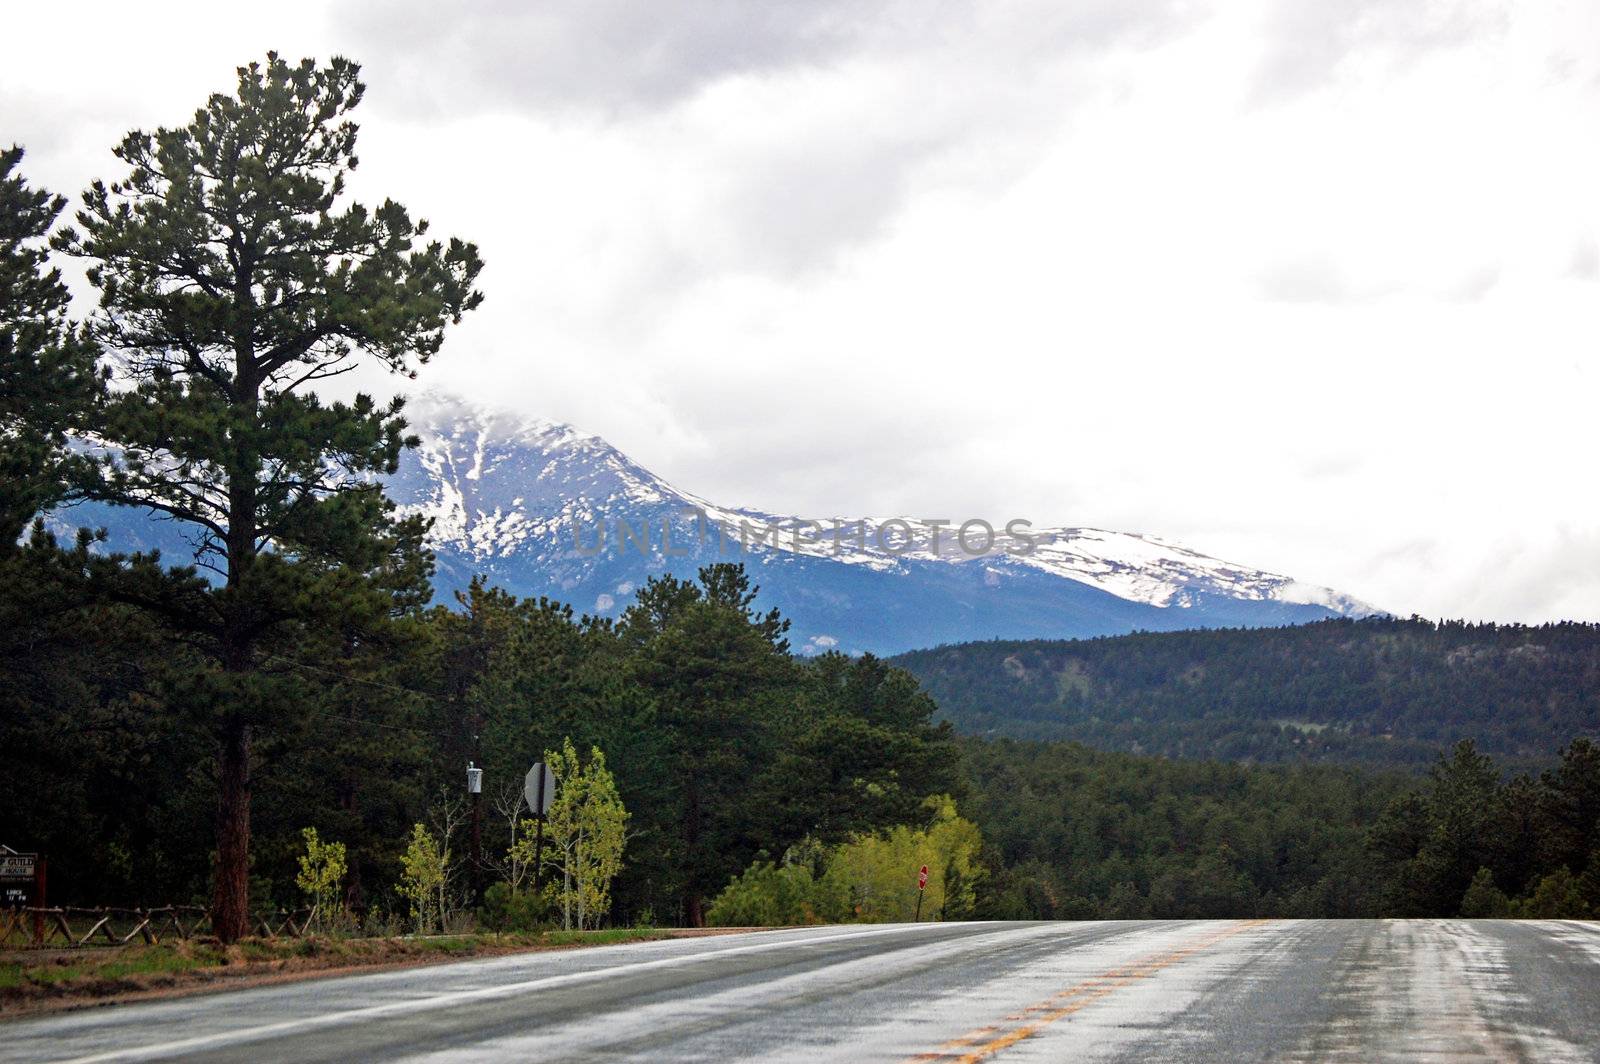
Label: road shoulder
xmin=0 ymin=926 xmax=765 ymax=1020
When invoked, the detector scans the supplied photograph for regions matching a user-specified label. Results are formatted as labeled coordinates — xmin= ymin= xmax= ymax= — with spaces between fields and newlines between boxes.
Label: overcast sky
xmin=4 ymin=1 xmax=1599 ymax=622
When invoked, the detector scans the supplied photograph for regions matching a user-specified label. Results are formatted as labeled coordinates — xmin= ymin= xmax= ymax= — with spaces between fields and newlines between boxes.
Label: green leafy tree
xmin=705 ymin=845 xmax=846 ymax=927
xmin=1458 ymin=867 xmax=1511 ymax=918
xmin=295 ymin=826 xmax=348 ymax=932
xmin=54 ymin=53 xmax=482 ymax=940
xmin=708 ymin=796 xmax=983 ymax=925
xmin=1518 ymin=866 xmax=1588 ymax=919
xmin=536 ymin=738 xmax=628 ymax=930
xmin=399 ymin=822 xmax=448 ymax=933
xmin=822 ymin=795 xmax=983 ymax=922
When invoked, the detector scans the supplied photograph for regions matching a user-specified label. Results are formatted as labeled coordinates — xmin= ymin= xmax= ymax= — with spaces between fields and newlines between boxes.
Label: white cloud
xmin=1249 ymin=0 xmax=1508 ymax=103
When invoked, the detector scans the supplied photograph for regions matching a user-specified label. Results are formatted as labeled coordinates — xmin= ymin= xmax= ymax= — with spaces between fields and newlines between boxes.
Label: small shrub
xmin=480 ymin=882 xmax=553 ymax=933
xmin=1459 ymin=867 xmax=1511 ymax=918
xmin=1517 ymin=867 xmax=1590 ymax=919
xmin=361 ymin=906 xmax=404 ymax=939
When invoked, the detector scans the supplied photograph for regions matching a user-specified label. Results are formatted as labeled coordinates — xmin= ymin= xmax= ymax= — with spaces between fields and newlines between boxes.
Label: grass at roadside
xmin=0 ymin=927 xmax=685 ymax=1017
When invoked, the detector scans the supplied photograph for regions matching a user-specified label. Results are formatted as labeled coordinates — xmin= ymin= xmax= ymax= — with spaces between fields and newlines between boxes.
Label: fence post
xmin=31 ymin=856 xmax=46 ymax=946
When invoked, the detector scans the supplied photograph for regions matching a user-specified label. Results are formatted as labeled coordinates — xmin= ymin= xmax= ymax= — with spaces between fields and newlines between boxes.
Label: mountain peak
xmin=392 ymin=394 xmax=699 ymax=562
xmin=389 ymin=396 xmax=1378 ymax=648
xmin=407 ymin=392 xmax=596 ymax=453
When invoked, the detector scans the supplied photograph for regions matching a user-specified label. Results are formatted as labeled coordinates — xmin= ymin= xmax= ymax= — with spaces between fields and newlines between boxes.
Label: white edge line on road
xmin=52 ymin=922 xmax=987 ymax=1064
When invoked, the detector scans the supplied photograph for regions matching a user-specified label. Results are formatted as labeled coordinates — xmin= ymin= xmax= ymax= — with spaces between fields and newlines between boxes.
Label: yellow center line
xmin=906 ymin=919 xmax=1273 ymax=1063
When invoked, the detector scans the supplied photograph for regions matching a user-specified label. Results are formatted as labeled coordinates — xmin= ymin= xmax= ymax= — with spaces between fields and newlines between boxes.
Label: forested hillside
xmin=893 ymin=619 xmax=1600 ymax=768
xmin=963 ymin=736 xmax=1600 ymax=920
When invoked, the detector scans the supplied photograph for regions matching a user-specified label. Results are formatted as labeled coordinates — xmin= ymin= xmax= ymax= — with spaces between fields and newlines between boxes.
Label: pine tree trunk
xmin=212 ymin=717 xmax=252 ymax=942
xmin=210 ymin=262 xmax=262 ymax=947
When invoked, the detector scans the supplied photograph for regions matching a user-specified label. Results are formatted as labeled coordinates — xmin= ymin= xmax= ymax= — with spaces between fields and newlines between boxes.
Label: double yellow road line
xmin=908 ymin=919 xmax=1273 ymax=1063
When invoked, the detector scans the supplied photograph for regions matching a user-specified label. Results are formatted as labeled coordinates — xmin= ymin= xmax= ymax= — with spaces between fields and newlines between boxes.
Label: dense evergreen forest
xmin=894 ymin=619 xmax=1600 ymax=768
xmin=10 ymin=541 xmax=1600 ymax=924
xmin=2 ymin=561 xmax=963 ymax=925
xmin=962 ymin=737 xmax=1600 ymax=919
xmin=13 ymin=554 xmax=1598 ymax=924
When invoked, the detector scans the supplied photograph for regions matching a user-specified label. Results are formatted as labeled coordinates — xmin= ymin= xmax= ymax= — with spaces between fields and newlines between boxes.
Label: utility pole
xmin=466 ymin=756 xmax=483 ymax=905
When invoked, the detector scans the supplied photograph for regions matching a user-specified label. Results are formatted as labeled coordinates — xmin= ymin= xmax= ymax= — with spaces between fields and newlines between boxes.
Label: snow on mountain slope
xmin=386 ymin=397 xmax=1378 ymax=652
xmin=396 ymin=399 xmax=702 ymax=560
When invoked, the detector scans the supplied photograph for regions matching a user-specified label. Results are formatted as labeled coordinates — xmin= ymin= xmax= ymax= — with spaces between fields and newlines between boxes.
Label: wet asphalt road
xmin=6 ymin=919 xmax=1600 ymax=1063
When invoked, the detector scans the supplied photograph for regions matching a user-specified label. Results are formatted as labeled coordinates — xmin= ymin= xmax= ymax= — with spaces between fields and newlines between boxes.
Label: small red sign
xmin=917 ymin=864 xmax=929 ymax=890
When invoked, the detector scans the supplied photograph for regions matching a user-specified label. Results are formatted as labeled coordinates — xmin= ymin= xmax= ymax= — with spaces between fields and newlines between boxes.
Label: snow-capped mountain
xmin=386 ymin=397 xmax=1378 ymax=654
xmin=50 ymin=396 xmax=1378 ymax=655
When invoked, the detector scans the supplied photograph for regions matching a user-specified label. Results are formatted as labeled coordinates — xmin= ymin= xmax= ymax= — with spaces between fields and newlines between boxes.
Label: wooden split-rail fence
xmin=0 ymin=905 xmax=314 ymax=948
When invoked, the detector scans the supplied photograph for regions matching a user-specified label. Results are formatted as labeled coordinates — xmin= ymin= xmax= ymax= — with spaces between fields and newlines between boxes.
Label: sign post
xmin=1 ymin=848 xmax=41 ymax=943
xmin=524 ymin=762 xmax=556 ymax=890
xmin=914 ymin=864 xmax=929 ymax=922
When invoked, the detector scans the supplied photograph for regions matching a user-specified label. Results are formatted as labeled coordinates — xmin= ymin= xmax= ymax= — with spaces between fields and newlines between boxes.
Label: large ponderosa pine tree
xmin=55 ymin=54 xmax=482 ymax=941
